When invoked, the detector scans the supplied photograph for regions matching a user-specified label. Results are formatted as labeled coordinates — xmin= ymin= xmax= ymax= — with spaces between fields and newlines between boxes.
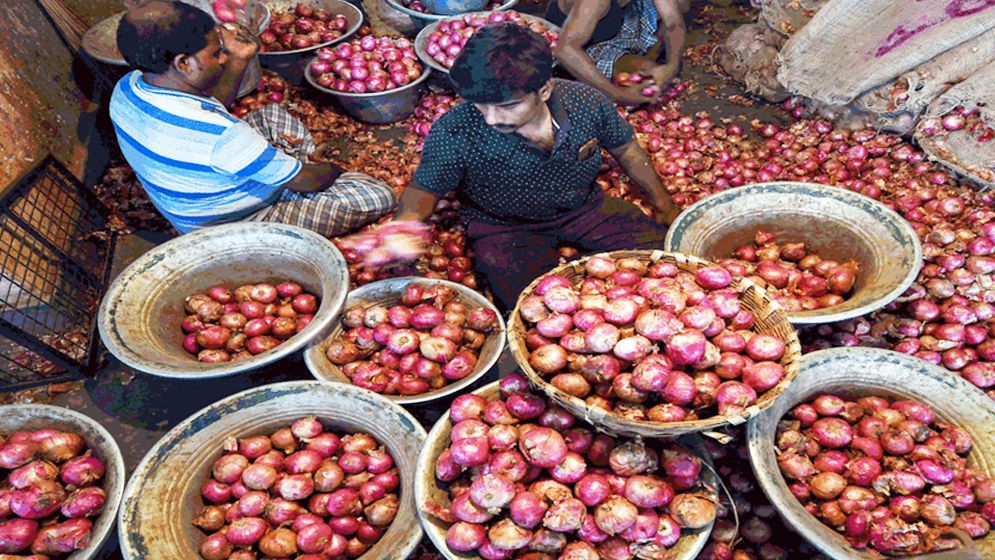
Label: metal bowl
xmin=98 ymin=223 xmax=349 ymax=379
xmin=414 ymin=12 xmax=562 ymax=74
xmin=305 ymin=62 xmax=432 ymax=124
xmin=383 ymin=0 xmax=518 ymax=30
xmin=748 ymin=347 xmax=995 ymax=559
xmin=1 ymin=405 xmax=126 ymax=560
xmin=414 ymin=381 xmax=718 ymax=560
xmin=257 ymin=0 xmax=363 ymax=83
xmin=508 ymin=250 xmax=802 ymax=439
xmin=117 ymin=381 xmax=427 ymax=560
xmin=664 ymin=182 xmax=922 ymax=325
xmin=304 ymin=277 xmax=506 ymax=405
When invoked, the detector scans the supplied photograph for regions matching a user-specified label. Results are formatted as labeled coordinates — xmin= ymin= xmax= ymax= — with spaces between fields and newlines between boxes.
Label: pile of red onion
xmin=612 ymin=72 xmax=662 ymax=99
xmin=423 ymin=11 xmax=559 ymax=69
xmin=181 ymin=282 xmax=320 ymax=363
xmin=426 ymin=374 xmax=718 ymax=558
xmin=0 ymin=429 xmax=108 ymax=556
xmin=717 ymin=230 xmax=859 ymax=312
xmin=194 ymin=418 xmax=399 ymax=559
xmin=229 ymin=74 xmax=289 ymax=118
xmin=310 ymin=37 xmax=423 ymax=94
xmin=408 ymin=92 xmax=461 ymax=138
xmin=324 ymin=283 xmax=497 ymax=396
xmin=518 ymin=254 xmax=791 ymax=422
xmin=920 ymin=106 xmax=994 ymax=144
xmin=776 ymin=394 xmax=994 ymax=555
xmin=260 ymin=3 xmax=349 ymax=52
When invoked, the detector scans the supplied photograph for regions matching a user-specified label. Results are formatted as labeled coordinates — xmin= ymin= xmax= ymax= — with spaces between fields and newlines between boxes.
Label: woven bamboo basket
xmin=304 ymin=277 xmax=506 ymax=405
xmin=507 ymin=250 xmax=801 ymax=438
xmin=748 ymin=348 xmax=994 ymax=560
xmin=413 ymin=381 xmax=719 ymax=560
xmin=117 ymin=381 xmax=426 ymax=560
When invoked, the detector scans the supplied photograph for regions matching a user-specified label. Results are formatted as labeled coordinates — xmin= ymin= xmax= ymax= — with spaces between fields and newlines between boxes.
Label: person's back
xmin=110 ymin=70 xmax=299 ymax=232
xmin=109 ymin=0 xmax=396 ymax=237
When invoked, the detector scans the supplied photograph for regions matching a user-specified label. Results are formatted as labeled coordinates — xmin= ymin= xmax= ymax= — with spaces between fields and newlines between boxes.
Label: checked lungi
xmin=587 ymin=0 xmax=660 ymax=79
xmin=241 ymin=103 xmax=397 ymax=238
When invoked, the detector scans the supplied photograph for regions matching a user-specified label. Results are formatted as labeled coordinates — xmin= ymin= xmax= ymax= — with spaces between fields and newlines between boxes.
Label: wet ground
xmin=29 ymin=1 xmax=787 ymax=557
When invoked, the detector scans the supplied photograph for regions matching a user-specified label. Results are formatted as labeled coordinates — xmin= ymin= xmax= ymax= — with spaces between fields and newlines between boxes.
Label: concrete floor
xmin=41 ymin=1 xmax=785 ymax=557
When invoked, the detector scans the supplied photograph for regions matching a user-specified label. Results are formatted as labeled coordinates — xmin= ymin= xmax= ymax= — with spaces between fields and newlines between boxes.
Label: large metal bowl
xmin=98 ymin=223 xmax=349 ymax=379
xmin=414 ymin=12 xmax=562 ymax=74
xmin=414 ymin=381 xmax=718 ymax=560
xmin=1 ymin=405 xmax=126 ymax=560
xmin=383 ymin=0 xmax=519 ymax=30
xmin=117 ymin=381 xmax=427 ymax=560
xmin=748 ymin=347 xmax=995 ymax=560
xmin=664 ymin=182 xmax=922 ymax=325
xmin=304 ymin=277 xmax=506 ymax=405
xmin=305 ymin=62 xmax=432 ymax=124
xmin=257 ymin=0 xmax=363 ymax=84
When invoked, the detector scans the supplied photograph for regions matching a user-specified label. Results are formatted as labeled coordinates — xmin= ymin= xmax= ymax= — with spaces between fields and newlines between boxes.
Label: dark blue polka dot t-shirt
xmin=412 ymin=79 xmax=634 ymax=225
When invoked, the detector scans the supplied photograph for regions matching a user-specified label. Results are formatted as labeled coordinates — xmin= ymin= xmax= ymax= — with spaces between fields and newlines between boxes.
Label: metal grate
xmin=0 ymin=156 xmax=116 ymax=391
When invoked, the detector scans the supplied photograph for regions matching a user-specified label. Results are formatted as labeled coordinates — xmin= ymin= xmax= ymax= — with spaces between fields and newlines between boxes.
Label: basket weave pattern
xmin=507 ymin=250 xmax=802 ymax=438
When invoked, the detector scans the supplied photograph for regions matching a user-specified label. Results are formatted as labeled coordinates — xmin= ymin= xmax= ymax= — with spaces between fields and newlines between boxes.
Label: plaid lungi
xmin=241 ymin=104 xmax=397 ymax=237
xmin=587 ymin=0 xmax=660 ymax=79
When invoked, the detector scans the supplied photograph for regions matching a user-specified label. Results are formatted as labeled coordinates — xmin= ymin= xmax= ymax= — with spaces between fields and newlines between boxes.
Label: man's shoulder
xmin=554 ymin=79 xmax=614 ymax=114
xmin=430 ymin=101 xmax=482 ymax=136
xmin=111 ymin=71 xmax=236 ymax=127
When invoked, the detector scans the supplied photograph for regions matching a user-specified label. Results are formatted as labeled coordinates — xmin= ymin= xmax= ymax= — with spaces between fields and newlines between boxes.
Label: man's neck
xmin=516 ymin=103 xmax=556 ymax=151
xmin=143 ymin=72 xmax=207 ymax=98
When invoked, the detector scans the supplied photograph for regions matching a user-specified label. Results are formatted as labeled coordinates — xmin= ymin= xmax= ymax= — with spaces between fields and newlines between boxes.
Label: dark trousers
xmin=468 ymin=194 xmax=666 ymax=312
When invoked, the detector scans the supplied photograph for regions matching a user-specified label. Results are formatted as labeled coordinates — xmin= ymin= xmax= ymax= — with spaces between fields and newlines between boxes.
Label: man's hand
xmin=613 ymin=84 xmax=660 ymax=107
xmin=649 ymin=62 xmax=680 ymax=88
xmin=654 ymin=201 xmax=682 ymax=226
xmin=219 ymin=23 xmax=259 ymax=61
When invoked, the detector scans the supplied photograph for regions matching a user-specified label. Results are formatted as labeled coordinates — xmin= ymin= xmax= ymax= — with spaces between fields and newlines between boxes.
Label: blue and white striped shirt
xmin=109 ymin=71 xmax=301 ymax=233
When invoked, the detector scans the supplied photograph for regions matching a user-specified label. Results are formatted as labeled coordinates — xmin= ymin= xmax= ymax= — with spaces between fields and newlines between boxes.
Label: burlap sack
xmin=778 ymin=0 xmax=995 ymax=106
xmin=758 ymin=0 xmax=828 ymax=36
xmin=717 ymin=22 xmax=788 ymax=101
xmin=914 ymin=60 xmax=995 ymax=188
xmin=853 ymin=29 xmax=995 ymax=133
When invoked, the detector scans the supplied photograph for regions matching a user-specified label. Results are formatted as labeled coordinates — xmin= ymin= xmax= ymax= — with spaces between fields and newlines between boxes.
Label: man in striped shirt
xmin=109 ymin=1 xmax=396 ymax=235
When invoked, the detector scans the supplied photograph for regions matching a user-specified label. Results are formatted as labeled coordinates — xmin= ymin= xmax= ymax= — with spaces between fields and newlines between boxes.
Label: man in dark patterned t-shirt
xmin=395 ymin=23 xmax=679 ymax=311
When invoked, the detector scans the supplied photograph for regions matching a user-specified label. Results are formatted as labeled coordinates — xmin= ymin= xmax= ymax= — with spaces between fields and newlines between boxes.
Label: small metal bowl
xmin=414 ymin=12 xmax=561 ymax=74
xmin=305 ymin=62 xmax=432 ymax=124
xmin=257 ymin=0 xmax=363 ymax=83
xmin=305 ymin=277 xmax=506 ymax=405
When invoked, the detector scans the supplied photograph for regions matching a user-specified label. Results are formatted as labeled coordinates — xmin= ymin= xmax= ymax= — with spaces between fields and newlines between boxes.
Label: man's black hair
xmin=449 ymin=23 xmax=554 ymax=104
xmin=117 ymin=1 xmax=216 ymax=74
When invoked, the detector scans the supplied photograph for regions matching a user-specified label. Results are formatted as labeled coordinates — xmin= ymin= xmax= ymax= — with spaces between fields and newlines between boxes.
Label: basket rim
xmin=507 ymin=249 xmax=802 ymax=436
xmin=413 ymin=380 xmax=718 ymax=560
xmin=97 ymin=222 xmax=349 ymax=379
xmin=303 ymin=276 xmax=506 ymax=405
xmin=662 ymin=181 xmax=924 ymax=325
xmin=745 ymin=346 xmax=995 ymax=559
xmin=117 ymin=380 xmax=428 ymax=559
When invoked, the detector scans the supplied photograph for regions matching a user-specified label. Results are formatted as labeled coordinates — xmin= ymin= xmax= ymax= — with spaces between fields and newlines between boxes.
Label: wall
xmin=0 ymin=0 xmax=124 ymax=190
